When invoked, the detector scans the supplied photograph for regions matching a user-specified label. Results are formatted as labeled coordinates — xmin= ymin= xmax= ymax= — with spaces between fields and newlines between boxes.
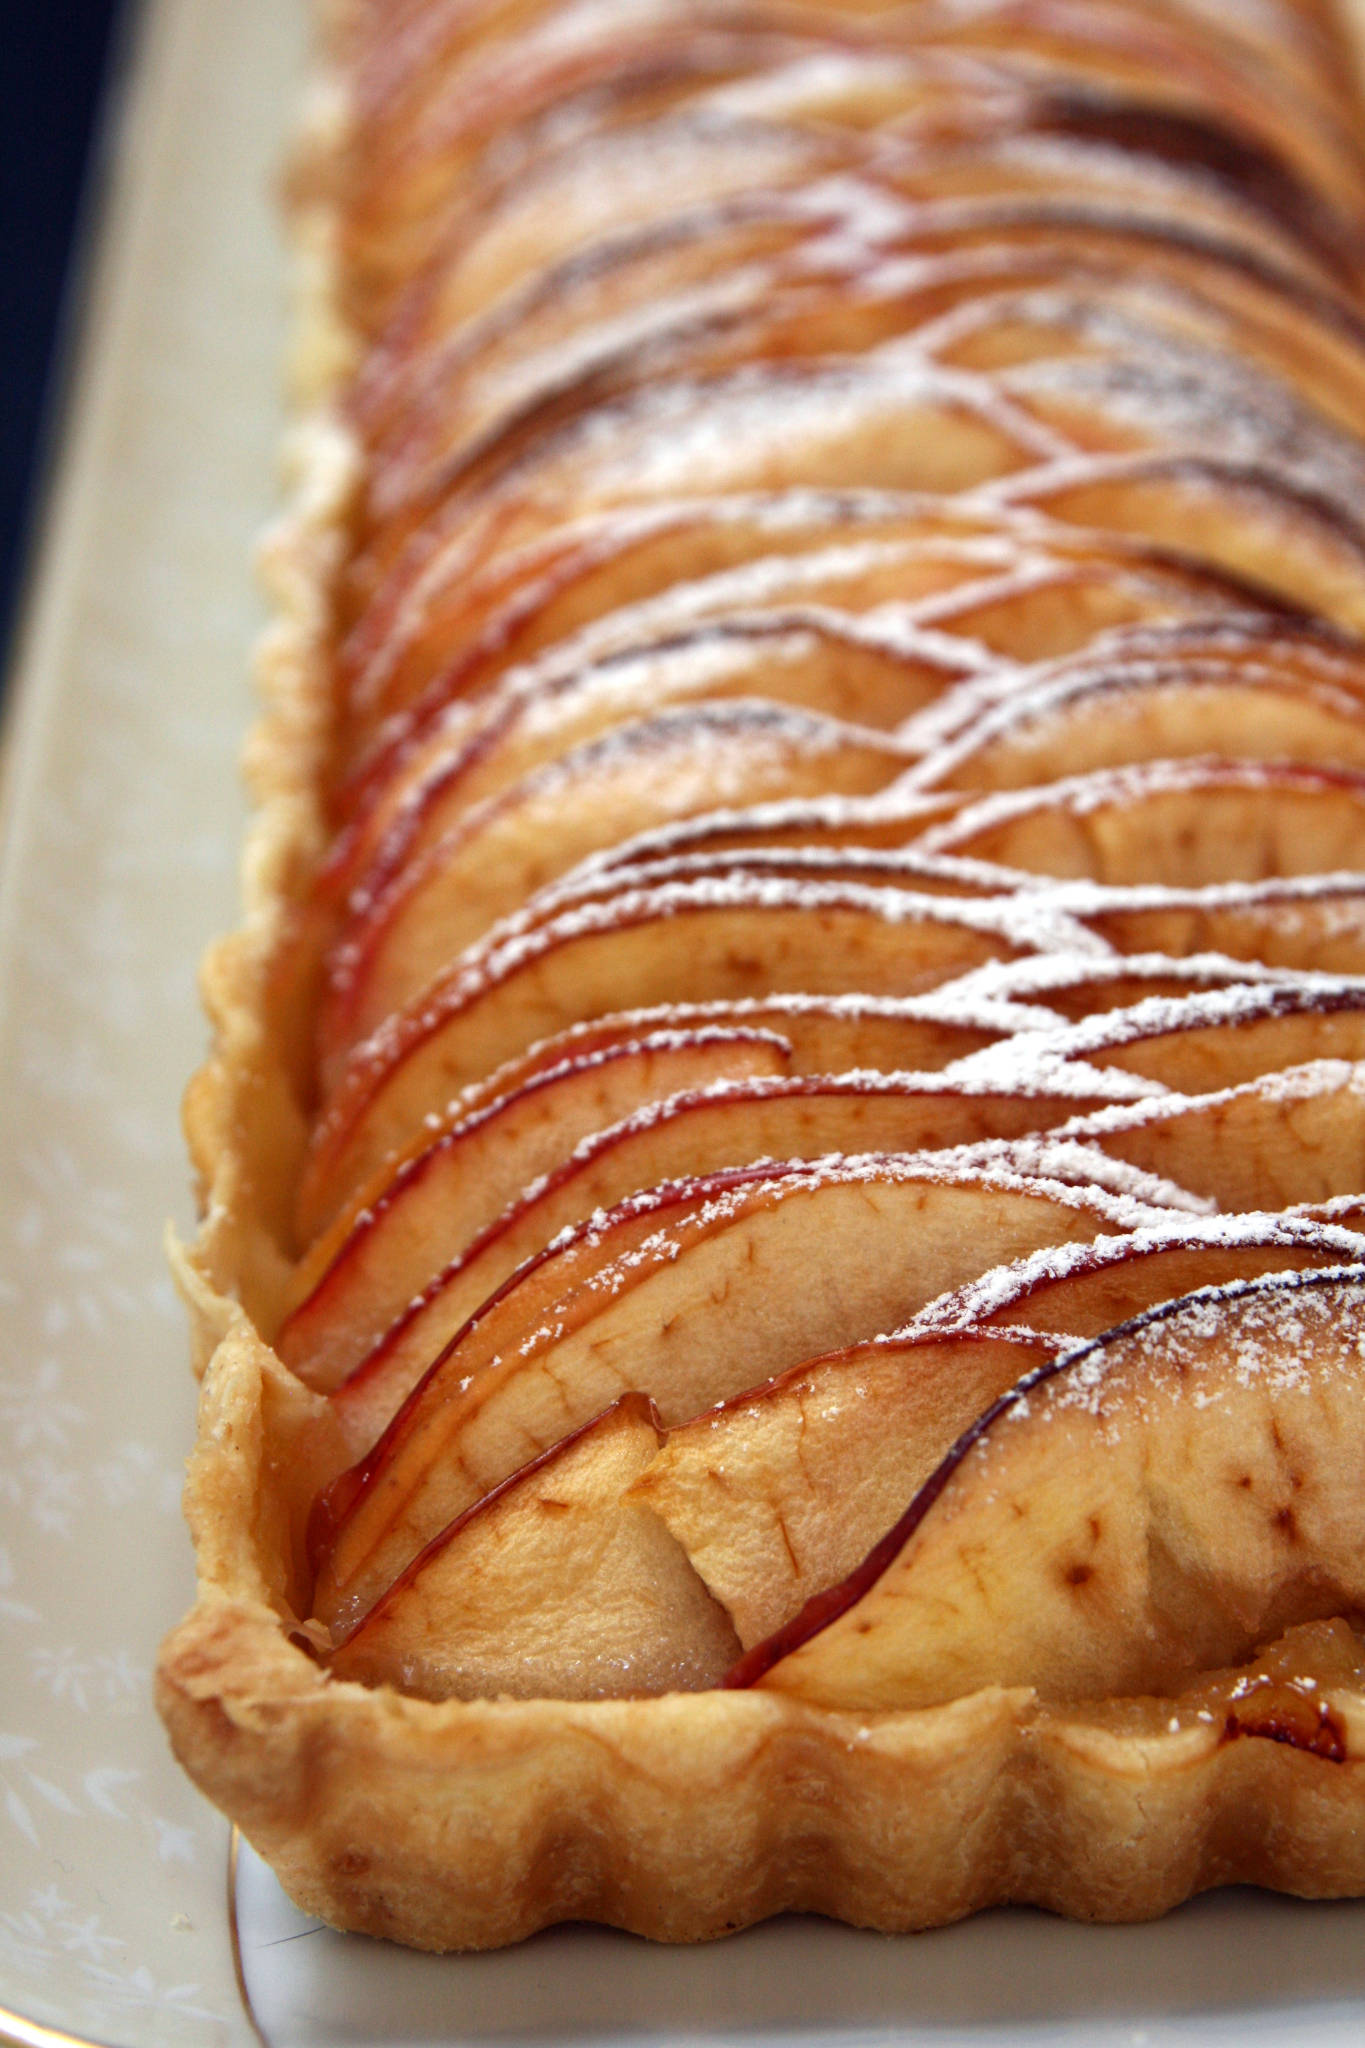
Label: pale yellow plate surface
xmin=0 ymin=0 xmax=297 ymax=2040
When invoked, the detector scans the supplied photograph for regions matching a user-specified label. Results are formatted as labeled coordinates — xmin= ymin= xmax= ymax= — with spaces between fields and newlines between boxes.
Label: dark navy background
xmin=1 ymin=0 xmax=126 ymax=675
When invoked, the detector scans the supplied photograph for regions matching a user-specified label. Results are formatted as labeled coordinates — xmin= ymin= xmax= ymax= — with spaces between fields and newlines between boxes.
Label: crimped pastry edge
xmin=155 ymin=2 xmax=1365 ymax=1952
xmin=156 ymin=1315 xmax=1365 ymax=1949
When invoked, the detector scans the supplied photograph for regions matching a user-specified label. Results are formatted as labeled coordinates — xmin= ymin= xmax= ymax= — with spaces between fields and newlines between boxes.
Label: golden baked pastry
xmin=158 ymin=0 xmax=1365 ymax=1951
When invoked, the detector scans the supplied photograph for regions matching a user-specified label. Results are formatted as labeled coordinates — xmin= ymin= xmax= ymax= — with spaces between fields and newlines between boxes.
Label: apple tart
xmin=158 ymin=0 xmax=1365 ymax=1951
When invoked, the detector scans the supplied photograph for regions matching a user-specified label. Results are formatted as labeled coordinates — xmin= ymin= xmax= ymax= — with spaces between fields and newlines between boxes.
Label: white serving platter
xmin=0 ymin=2 xmax=1363 ymax=2043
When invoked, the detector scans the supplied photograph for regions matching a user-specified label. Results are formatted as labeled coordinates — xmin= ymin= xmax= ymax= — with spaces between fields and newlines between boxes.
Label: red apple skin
xmin=308 ymin=1153 xmax=1141 ymax=1632
xmin=724 ymin=1263 xmax=1365 ymax=1698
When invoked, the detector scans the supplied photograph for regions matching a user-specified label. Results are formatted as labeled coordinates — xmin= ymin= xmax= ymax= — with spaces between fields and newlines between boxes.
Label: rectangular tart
xmin=158 ymin=0 xmax=1365 ymax=1951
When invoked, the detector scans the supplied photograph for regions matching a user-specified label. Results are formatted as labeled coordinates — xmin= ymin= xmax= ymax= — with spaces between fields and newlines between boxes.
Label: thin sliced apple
xmin=422 ymin=291 xmax=1365 ymax=555
xmin=918 ymin=760 xmax=1365 ymax=886
xmin=281 ymin=1024 xmax=792 ymax=1364
xmin=951 ymin=979 xmax=1365 ymax=1097
xmin=971 ymin=951 xmax=1359 ymax=1025
xmin=349 ymin=55 xmax=1357 ymax=343
xmin=500 ymin=842 xmax=1018 ymax=938
xmin=326 ymin=1393 xmax=739 ymax=1700
xmin=337 ymin=493 xmax=1158 ymax=778
xmin=348 ymin=176 xmax=1365 ymax=689
xmin=640 ymin=1211 xmax=1365 ymax=1651
xmin=914 ymin=1212 xmax=1365 ymax=1341
xmin=568 ymin=789 xmax=971 ymax=881
xmin=910 ymin=654 xmax=1365 ymax=793
xmin=305 ymin=872 xmax=1365 ymax=1235
xmin=1066 ymin=1062 xmax=1365 ymax=1211
xmin=577 ymin=796 xmax=995 ymax=899
xmin=369 ymin=48 xmax=1364 ymax=390
xmin=354 ymin=144 xmax=1365 ymax=543
xmin=358 ymin=302 xmax=1365 ymax=627
xmin=342 ymin=497 xmax=1248 ymax=808
xmin=307 ymin=1069 xmax=1148 ymax=1415
xmin=914 ymin=949 xmax=1335 ymax=1028
xmin=372 ymin=202 xmax=1365 ymax=530
xmin=319 ymin=701 xmax=913 ymax=1069
xmin=335 ymin=521 xmax=1228 ymax=905
xmin=733 ymin=1267 xmax=1365 ymax=1708
xmin=1008 ymin=451 xmax=1365 ymax=632
xmin=304 ymin=880 xmax=1059 ymax=1224
xmin=293 ymin=987 xmax=1024 ymax=1248
xmin=569 ymin=745 xmax=1365 ymax=886
xmin=519 ymin=870 xmax=1365 ymax=986
xmin=358 ymin=348 xmax=1079 ymax=652
xmin=361 ymin=75 xmax=1354 ymax=383
xmin=311 ymin=1156 xmax=1143 ymax=1632
xmin=1079 ymin=873 xmax=1365 ymax=976
xmin=340 ymin=494 xmax=987 ymax=771
xmin=633 ymin=1327 xmax=1062 ymax=1651
xmin=332 ymin=607 xmax=980 ymax=913
xmin=346 ymin=602 xmax=1365 ymax=921
xmin=358 ymin=283 xmax=1361 ymax=641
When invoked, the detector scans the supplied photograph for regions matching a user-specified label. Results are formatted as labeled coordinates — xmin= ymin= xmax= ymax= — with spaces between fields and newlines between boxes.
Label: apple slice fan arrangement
xmin=156 ymin=0 xmax=1365 ymax=1952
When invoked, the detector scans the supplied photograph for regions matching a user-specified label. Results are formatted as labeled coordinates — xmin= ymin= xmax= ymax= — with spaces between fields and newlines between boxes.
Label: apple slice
xmin=310 ymin=1155 xmax=1141 ymax=1633
xmin=634 ymin=1326 xmax=1063 ymax=1651
xmin=909 ymin=651 xmax=1365 ymax=793
xmin=917 ymin=761 xmax=1365 ymax=886
xmin=318 ymin=701 xmax=913 ymax=1068
xmin=322 ymin=841 xmax=1023 ymax=1087
xmin=342 ymin=599 xmax=1365 ymax=946
xmin=357 ymin=116 xmax=837 ymax=447
xmin=874 ymin=947 xmax=1339 ymax=1029
xmin=566 ymin=746 xmax=1365 ymax=888
xmin=332 ymin=606 xmax=979 ymax=913
xmin=357 ymin=283 xmax=1365 ymax=620
xmin=339 ymin=493 xmax=987 ymax=761
xmin=368 ymin=47 xmax=1362 ymax=407
xmin=354 ymin=127 xmax=1365 ymax=523
xmin=540 ymin=788 xmax=966 ymax=886
xmin=305 ymin=872 xmax=1365 ymax=1236
xmin=359 ymin=67 xmax=1355 ymax=375
xmin=1064 ymin=1062 xmax=1365 ymax=1212
xmin=1079 ymin=873 xmax=1365 ymax=976
xmin=341 ymin=25 xmax=823 ymax=326
xmin=638 ymin=1213 xmax=1365 ymax=1651
xmin=357 ymin=347 xmax=1082 ymax=649
xmin=334 ymin=516 xmax=1227 ymax=901
xmin=914 ymin=1212 xmax=1365 ymax=1341
xmin=385 ymin=282 xmax=1365 ymax=582
xmin=304 ymin=879 xmax=1056 ymax=1223
xmin=409 ymin=170 xmax=1365 ymax=450
xmin=732 ymin=1266 xmax=1365 ymax=1708
xmin=292 ymin=987 xmax=1025 ymax=1247
xmin=341 ymin=495 xmax=1247 ymax=797
xmin=347 ymin=33 xmax=1358 ymax=338
xmin=530 ymin=868 xmax=1365 ymax=981
xmin=307 ymin=1068 xmax=1146 ymax=1417
xmin=371 ymin=198 xmax=1365 ymax=532
xmin=326 ymin=1392 xmax=740 ymax=1701
xmin=359 ymin=279 xmax=1363 ymax=631
xmin=281 ymin=1024 xmax=792 ymax=1362
xmin=1008 ymin=451 xmax=1365 ymax=633
xmin=337 ymin=492 xmax=1048 ymax=768
xmin=972 ymin=950 xmax=1364 ymax=1026
xmin=347 ymin=165 xmax=1365 ymax=690
xmin=952 ymin=979 xmax=1365 ymax=1097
